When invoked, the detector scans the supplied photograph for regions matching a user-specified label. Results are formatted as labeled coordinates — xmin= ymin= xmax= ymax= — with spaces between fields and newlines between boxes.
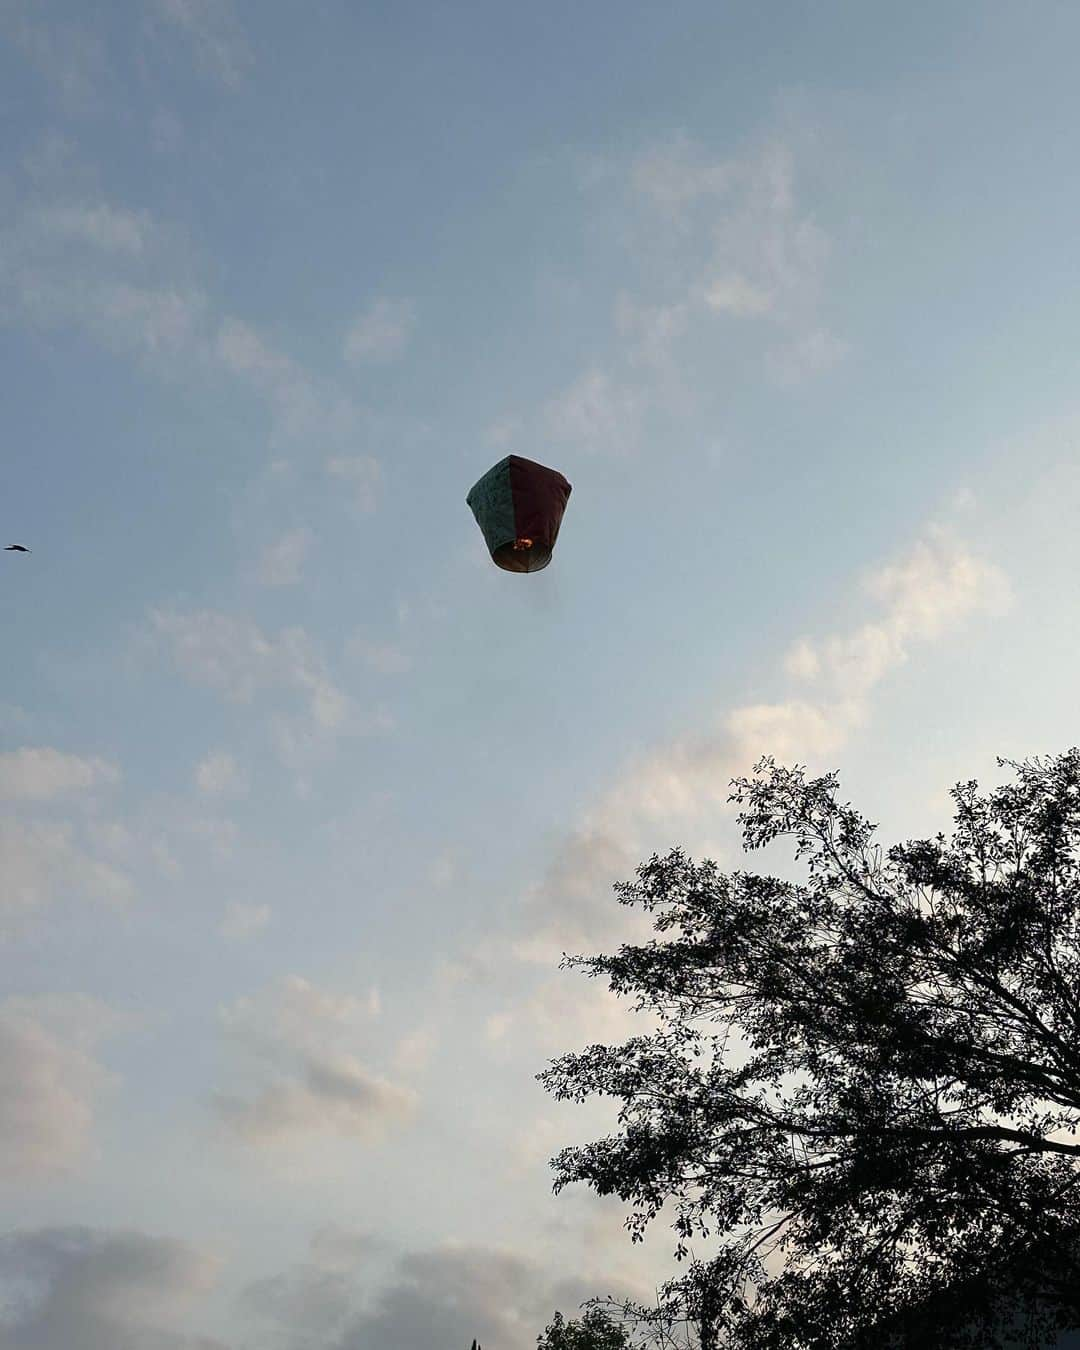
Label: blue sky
xmin=3 ymin=2 xmax=1080 ymax=1345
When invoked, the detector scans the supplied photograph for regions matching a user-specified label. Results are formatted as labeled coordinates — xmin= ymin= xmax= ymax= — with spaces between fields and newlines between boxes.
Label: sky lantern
xmin=466 ymin=454 xmax=572 ymax=573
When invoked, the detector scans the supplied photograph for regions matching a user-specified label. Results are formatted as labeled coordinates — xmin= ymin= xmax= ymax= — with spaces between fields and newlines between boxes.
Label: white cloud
xmin=788 ymin=526 xmax=1013 ymax=701
xmin=0 ymin=748 xmax=119 ymax=801
xmin=154 ymin=609 xmax=386 ymax=778
xmin=0 ymin=995 xmax=119 ymax=1178
xmin=348 ymin=637 xmax=411 ymax=675
xmin=0 ymin=190 xmax=203 ymax=351
xmin=0 ymin=220 xmax=209 ymax=359
xmin=512 ymin=827 xmax=645 ymax=966
xmin=214 ymin=1052 xmax=416 ymax=1146
xmin=219 ymin=901 xmax=271 ymax=941
xmin=506 ymin=1114 xmax=572 ymax=1180
xmin=484 ymin=416 xmax=522 ymax=450
xmin=215 ymin=315 xmax=293 ymax=382
xmin=692 ymin=141 xmax=830 ymax=322
xmin=150 ymin=108 xmax=185 ymax=154
xmin=152 ymin=610 xmax=360 ymax=765
xmin=546 ymin=368 xmax=643 ymax=455
xmin=784 ymin=636 xmax=822 ymax=680
xmin=343 ymin=297 xmax=416 ymax=365
xmin=215 ymin=976 xmax=416 ymax=1149
xmin=1 ymin=184 xmax=373 ymax=467
xmin=168 ymin=812 xmax=237 ymax=865
xmin=86 ymin=820 xmax=134 ymax=859
xmin=150 ymin=0 xmax=252 ymax=87
xmin=434 ymin=525 xmax=1010 ymax=1057
xmin=0 ymin=1226 xmax=225 ymax=1350
xmin=0 ymin=819 xmax=134 ymax=914
xmin=0 ymin=702 xmax=32 ymax=736
xmin=615 ymin=294 xmax=690 ymax=367
xmin=393 ymin=1025 xmax=437 ymax=1076
xmin=538 ymin=132 xmax=843 ymax=465
xmin=194 ymin=750 xmax=246 ymax=798
xmin=630 ymin=132 xmax=731 ymax=222
xmin=725 ymin=698 xmax=850 ymax=763
xmin=98 ymin=281 xmax=206 ymax=354
xmin=34 ymin=203 xmax=149 ymax=253
xmin=486 ymin=972 xmax=650 ymax=1062
xmin=515 ymin=524 xmax=1012 ymax=962
xmin=767 ymin=325 xmax=848 ymax=384
xmin=229 ymin=975 xmax=383 ymax=1040
xmin=704 ymin=272 xmax=774 ymax=317
xmin=152 ymin=610 xmax=276 ymax=702
xmin=1 ymin=3 xmax=104 ymax=105
xmin=255 ymin=527 xmax=309 ymax=586
xmin=615 ymin=135 xmax=844 ymax=396
xmin=215 ymin=318 xmax=371 ymax=453
xmin=326 ymin=455 xmax=381 ymax=513
xmin=615 ymin=526 xmax=1009 ymax=826
xmin=426 ymin=848 xmax=460 ymax=888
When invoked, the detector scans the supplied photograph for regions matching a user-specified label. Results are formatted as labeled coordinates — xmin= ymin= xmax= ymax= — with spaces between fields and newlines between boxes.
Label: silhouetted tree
xmin=538 ymin=752 xmax=1080 ymax=1349
xmin=537 ymin=1308 xmax=633 ymax=1349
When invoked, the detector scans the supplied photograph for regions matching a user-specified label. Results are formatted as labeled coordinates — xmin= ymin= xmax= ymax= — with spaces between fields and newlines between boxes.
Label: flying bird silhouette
xmin=5 ymin=545 xmax=29 ymax=552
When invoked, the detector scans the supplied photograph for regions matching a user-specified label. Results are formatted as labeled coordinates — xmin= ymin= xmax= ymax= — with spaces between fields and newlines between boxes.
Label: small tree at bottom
xmin=537 ymin=1308 xmax=634 ymax=1349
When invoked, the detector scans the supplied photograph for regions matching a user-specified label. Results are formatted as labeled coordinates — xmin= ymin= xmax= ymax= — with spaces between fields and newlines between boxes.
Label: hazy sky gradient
xmin=4 ymin=3 xmax=1080 ymax=1345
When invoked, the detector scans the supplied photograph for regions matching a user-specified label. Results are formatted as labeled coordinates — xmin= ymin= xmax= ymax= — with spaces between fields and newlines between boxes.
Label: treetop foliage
xmin=538 ymin=751 xmax=1080 ymax=1349
xmin=536 ymin=1308 xmax=634 ymax=1350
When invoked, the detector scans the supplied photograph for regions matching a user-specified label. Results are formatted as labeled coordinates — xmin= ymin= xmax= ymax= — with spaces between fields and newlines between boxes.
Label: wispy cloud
xmin=614 ymin=293 xmax=690 ymax=368
xmin=512 ymin=522 xmax=1011 ymax=962
xmin=343 ymin=297 xmax=416 ymax=366
xmin=484 ymin=415 xmax=522 ymax=450
xmin=215 ymin=315 xmax=294 ymax=383
xmin=149 ymin=0 xmax=252 ymax=87
xmin=0 ymin=819 xmax=134 ymax=915
xmin=215 ymin=317 xmax=370 ymax=454
xmin=154 ymin=607 xmax=397 ymax=779
xmin=630 ymin=134 xmax=842 ymax=384
xmin=0 ymin=183 xmax=207 ymax=361
xmin=0 ymin=747 xmax=119 ymax=801
xmin=348 ymin=636 xmax=412 ymax=676
xmin=602 ymin=526 xmax=1010 ymax=829
xmin=538 ymin=132 xmax=844 ymax=459
xmin=785 ymin=525 xmax=1014 ymax=700
xmin=152 ymin=610 xmax=283 ymax=703
xmin=767 ymin=325 xmax=848 ymax=384
xmin=0 ymin=233 xmax=207 ymax=361
xmin=624 ymin=133 xmax=832 ymax=322
xmin=214 ymin=1052 xmax=415 ymax=1147
xmin=194 ymin=750 xmax=247 ymax=798
xmin=703 ymin=273 xmax=773 ymax=317
xmin=219 ymin=900 xmax=271 ymax=941
xmin=1 ymin=2 xmax=105 ymax=106
xmin=0 ymin=175 xmax=379 ymax=479
xmin=33 ymin=203 xmax=151 ymax=253
xmin=254 ymin=528 xmax=310 ymax=587
xmin=0 ymin=995 xmax=120 ymax=1178
xmin=546 ymin=368 xmax=644 ymax=456
xmin=325 ymin=455 xmax=382 ymax=514
xmin=152 ymin=610 xmax=357 ymax=747
xmin=486 ymin=970 xmax=650 ymax=1063
xmin=215 ymin=975 xmax=416 ymax=1148
xmin=393 ymin=1024 xmax=437 ymax=1076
